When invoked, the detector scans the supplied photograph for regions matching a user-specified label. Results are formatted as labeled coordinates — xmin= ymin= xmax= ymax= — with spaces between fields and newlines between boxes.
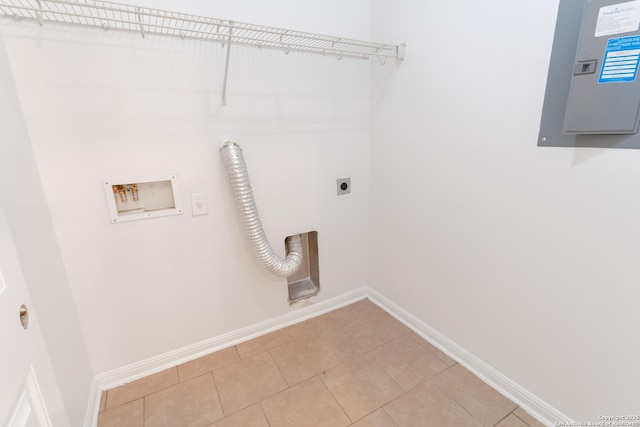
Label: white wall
xmin=1 ymin=0 xmax=373 ymax=374
xmin=370 ymin=0 xmax=640 ymax=422
xmin=0 ymin=32 xmax=93 ymax=426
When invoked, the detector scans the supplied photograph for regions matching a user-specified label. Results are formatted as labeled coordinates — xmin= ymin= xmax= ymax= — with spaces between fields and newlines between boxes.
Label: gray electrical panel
xmin=564 ymin=0 xmax=640 ymax=134
xmin=538 ymin=0 xmax=640 ymax=148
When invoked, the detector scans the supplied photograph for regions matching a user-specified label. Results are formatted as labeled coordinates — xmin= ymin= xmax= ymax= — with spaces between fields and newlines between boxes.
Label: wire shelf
xmin=0 ymin=0 xmax=404 ymax=61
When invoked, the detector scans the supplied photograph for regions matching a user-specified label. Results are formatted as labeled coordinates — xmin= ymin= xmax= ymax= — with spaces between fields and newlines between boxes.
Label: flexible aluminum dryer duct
xmin=220 ymin=141 xmax=303 ymax=277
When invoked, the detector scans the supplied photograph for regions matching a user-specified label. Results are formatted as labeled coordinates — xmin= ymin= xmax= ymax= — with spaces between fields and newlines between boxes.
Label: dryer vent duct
xmin=220 ymin=141 xmax=303 ymax=277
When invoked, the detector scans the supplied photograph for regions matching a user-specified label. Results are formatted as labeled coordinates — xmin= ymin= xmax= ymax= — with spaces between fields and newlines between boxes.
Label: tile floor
xmin=97 ymin=299 xmax=546 ymax=427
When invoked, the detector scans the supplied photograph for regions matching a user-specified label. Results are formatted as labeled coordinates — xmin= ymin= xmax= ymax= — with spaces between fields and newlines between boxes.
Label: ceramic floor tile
xmin=369 ymin=312 xmax=413 ymax=343
xmin=514 ymin=407 xmax=546 ymax=427
xmin=321 ymin=355 xmax=404 ymax=422
xmin=329 ymin=302 xmax=410 ymax=348
xmin=329 ymin=298 xmax=382 ymax=321
xmin=213 ymin=351 xmax=288 ymax=415
xmin=97 ymin=399 xmax=143 ymax=427
xmin=409 ymin=333 xmax=457 ymax=367
xmin=433 ymin=364 xmax=517 ymax=427
xmin=316 ymin=320 xmax=359 ymax=349
xmin=306 ymin=302 xmax=378 ymax=349
xmin=144 ymin=373 xmax=223 ymax=427
xmin=208 ymin=404 xmax=269 ymax=427
xmin=270 ymin=333 xmax=340 ymax=385
xmin=106 ymin=367 xmax=179 ymax=409
xmin=368 ymin=334 xmax=449 ymax=390
xmin=261 ymin=377 xmax=350 ymax=427
xmin=178 ymin=346 xmax=240 ymax=382
xmin=350 ymin=409 xmax=398 ymax=427
xmin=328 ymin=330 xmax=387 ymax=361
xmin=285 ymin=313 xmax=337 ymax=339
xmin=496 ymin=414 xmax=530 ymax=427
xmin=330 ymin=299 xmax=378 ymax=319
xmin=384 ymin=381 xmax=482 ymax=427
xmin=328 ymin=300 xmax=382 ymax=333
xmin=236 ymin=329 xmax=291 ymax=359
xmin=353 ymin=298 xmax=380 ymax=310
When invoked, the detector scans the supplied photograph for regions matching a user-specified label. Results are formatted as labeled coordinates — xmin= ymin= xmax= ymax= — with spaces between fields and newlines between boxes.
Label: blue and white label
xmin=599 ymin=35 xmax=640 ymax=83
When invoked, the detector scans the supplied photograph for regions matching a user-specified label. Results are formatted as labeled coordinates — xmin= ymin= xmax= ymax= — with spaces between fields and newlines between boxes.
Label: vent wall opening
xmin=287 ymin=231 xmax=319 ymax=303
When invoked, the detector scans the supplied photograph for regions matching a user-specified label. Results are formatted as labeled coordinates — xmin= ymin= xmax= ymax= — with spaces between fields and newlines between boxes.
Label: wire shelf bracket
xmin=0 ymin=0 xmax=405 ymax=105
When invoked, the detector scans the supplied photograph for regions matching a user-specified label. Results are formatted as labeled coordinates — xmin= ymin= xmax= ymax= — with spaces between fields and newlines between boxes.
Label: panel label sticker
xmin=595 ymin=0 xmax=640 ymax=37
xmin=598 ymin=35 xmax=640 ymax=83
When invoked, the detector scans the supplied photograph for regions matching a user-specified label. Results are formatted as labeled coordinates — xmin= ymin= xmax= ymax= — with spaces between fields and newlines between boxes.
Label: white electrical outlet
xmin=191 ymin=192 xmax=208 ymax=216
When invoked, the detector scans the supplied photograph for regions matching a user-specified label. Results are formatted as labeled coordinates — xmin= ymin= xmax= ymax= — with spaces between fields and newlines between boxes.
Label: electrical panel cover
xmin=563 ymin=0 xmax=640 ymax=134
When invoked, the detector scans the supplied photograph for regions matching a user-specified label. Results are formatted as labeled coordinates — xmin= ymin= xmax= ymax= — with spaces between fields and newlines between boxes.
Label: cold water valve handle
xmin=220 ymin=141 xmax=303 ymax=277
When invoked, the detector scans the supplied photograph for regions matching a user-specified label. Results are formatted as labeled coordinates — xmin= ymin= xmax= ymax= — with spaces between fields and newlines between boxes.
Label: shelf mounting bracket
xmin=397 ymin=43 xmax=406 ymax=61
xmin=136 ymin=7 xmax=145 ymax=39
xmin=221 ymin=21 xmax=233 ymax=106
xmin=35 ymin=0 xmax=43 ymax=26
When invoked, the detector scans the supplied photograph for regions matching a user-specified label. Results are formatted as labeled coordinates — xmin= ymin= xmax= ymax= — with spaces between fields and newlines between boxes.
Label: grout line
xmin=281 ymin=326 xmax=293 ymax=340
xmin=493 ymin=409 xmax=516 ymax=426
xmin=432 ymin=365 xmax=520 ymax=427
xmin=229 ymin=351 xmax=289 ymax=418
xmin=268 ymin=344 xmax=293 ymax=388
xmin=258 ymin=401 xmax=272 ymax=427
xmin=208 ymin=371 xmax=225 ymax=421
xmin=431 ymin=380 xmax=485 ymax=426
xmin=176 ymin=364 xmax=183 ymax=383
xmin=381 ymin=406 xmax=400 ymax=427
xmin=319 ymin=332 xmax=407 ymax=423
xmin=380 ymin=362 xmax=406 ymax=394
xmin=211 ymin=346 xmax=242 ymax=380
xmin=316 ymin=373 xmax=353 ymax=423
xmin=265 ymin=338 xmax=295 ymax=362
xmin=113 ymin=367 xmax=181 ymax=411
xmin=236 ymin=329 xmax=293 ymax=360
xmin=513 ymin=409 xmax=535 ymax=427
xmin=408 ymin=332 xmax=455 ymax=366
xmin=343 ymin=387 xmax=402 ymax=424
xmin=369 ymin=368 xmax=453 ymax=424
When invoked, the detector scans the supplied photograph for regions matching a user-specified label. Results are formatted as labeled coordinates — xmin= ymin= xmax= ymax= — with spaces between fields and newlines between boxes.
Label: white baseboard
xmin=366 ymin=287 xmax=570 ymax=427
xmin=88 ymin=285 xmax=571 ymax=427
xmin=94 ymin=287 xmax=368 ymax=390
xmin=83 ymin=378 xmax=101 ymax=427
